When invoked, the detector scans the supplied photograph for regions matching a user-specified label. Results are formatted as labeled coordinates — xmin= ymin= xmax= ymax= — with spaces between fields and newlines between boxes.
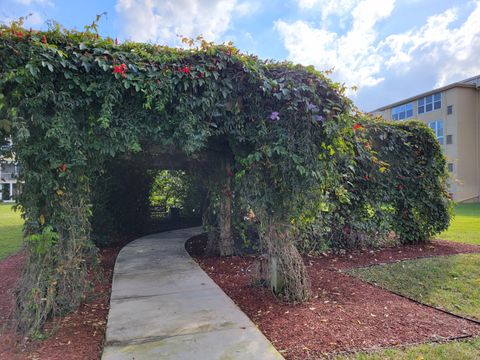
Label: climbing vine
xmin=0 ymin=19 xmax=451 ymax=335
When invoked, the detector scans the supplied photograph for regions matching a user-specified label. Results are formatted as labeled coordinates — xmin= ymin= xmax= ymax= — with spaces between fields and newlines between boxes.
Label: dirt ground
xmin=0 ymin=248 xmax=119 ymax=360
xmin=187 ymin=235 xmax=480 ymax=359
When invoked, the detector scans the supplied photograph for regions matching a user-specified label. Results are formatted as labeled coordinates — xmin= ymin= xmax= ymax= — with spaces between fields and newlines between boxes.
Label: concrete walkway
xmin=102 ymin=227 xmax=284 ymax=360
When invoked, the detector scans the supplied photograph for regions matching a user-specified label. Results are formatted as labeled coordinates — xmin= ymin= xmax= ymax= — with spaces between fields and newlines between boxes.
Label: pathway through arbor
xmin=102 ymin=227 xmax=283 ymax=359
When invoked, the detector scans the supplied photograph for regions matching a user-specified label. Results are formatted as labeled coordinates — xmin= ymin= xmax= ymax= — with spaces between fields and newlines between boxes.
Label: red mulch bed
xmin=0 ymin=247 xmax=120 ymax=360
xmin=186 ymin=235 xmax=480 ymax=359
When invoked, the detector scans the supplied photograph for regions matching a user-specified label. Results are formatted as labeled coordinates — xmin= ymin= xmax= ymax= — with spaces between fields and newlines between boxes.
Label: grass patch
xmin=439 ymin=203 xmax=480 ymax=245
xmin=336 ymin=337 xmax=480 ymax=360
xmin=348 ymin=254 xmax=480 ymax=320
xmin=0 ymin=203 xmax=23 ymax=260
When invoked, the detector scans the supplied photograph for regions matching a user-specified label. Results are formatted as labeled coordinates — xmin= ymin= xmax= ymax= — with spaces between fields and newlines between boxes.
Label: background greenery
xmin=439 ymin=203 xmax=480 ymax=245
xmin=149 ymin=170 xmax=203 ymax=217
xmin=0 ymin=203 xmax=23 ymax=260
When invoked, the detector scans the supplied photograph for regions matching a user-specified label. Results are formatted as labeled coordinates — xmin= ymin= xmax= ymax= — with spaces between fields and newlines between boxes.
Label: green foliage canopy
xmin=0 ymin=21 xmax=355 ymax=332
xmin=0 ymin=21 xmax=451 ymax=333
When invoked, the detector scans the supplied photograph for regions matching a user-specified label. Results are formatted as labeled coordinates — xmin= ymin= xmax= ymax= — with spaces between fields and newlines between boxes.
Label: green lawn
xmin=346 ymin=254 xmax=480 ymax=359
xmin=336 ymin=337 xmax=480 ymax=360
xmin=438 ymin=203 xmax=480 ymax=245
xmin=348 ymin=254 xmax=480 ymax=320
xmin=344 ymin=203 xmax=480 ymax=360
xmin=0 ymin=203 xmax=23 ymax=260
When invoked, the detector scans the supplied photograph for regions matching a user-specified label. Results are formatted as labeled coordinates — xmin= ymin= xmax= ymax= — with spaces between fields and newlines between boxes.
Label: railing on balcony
xmin=0 ymin=173 xmax=18 ymax=181
xmin=0 ymin=163 xmax=20 ymax=182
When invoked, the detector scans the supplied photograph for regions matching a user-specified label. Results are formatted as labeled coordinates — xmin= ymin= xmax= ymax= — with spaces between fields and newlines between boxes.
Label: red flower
xmin=180 ymin=66 xmax=190 ymax=75
xmin=16 ymin=31 xmax=23 ymax=39
xmin=364 ymin=175 xmax=369 ymax=181
xmin=58 ymin=163 xmax=67 ymax=172
xmin=41 ymin=35 xmax=47 ymax=44
xmin=397 ymin=183 xmax=404 ymax=190
xmin=113 ymin=63 xmax=127 ymax=78
xmin=353 ymin=123 xmax=363 ymax=131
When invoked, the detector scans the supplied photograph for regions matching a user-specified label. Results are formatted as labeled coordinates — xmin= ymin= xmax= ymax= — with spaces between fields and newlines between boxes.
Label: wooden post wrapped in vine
xmin=262 ymin=219 xmax=310 ymax=303
xmin=219 ymin=158 xmax=234 ymax=256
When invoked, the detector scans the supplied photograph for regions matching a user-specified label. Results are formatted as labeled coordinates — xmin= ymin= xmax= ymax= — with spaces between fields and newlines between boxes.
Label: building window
xmin=448 ymin=163 xmax=454 ymax=172
xmin=429 ymin=120 xmax=444 ymax=145
xmin=418 ymin=92 xmax=441 ymax=114
xmin=446 ymin=134 xmax=453 ymax=145
xmin=447 ymin=105 xmax=453 ymax=115
xmin=392 ymin=102 xmax=414 ymax=120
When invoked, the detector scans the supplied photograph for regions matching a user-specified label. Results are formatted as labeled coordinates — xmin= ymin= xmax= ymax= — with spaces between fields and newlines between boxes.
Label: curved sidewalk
xmin=102 ymin=227 xmax=283 ymax=360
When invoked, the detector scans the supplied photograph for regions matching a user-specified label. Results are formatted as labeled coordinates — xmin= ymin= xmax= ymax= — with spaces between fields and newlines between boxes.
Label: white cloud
xmin=382 ymin=3 xmax=480 ymax=87
xmin=0 ymin=11 xmax=44 ymax=27
xmin=115 ymin=0 xmax=256 ymax=44
xmin=296 ymin=0 xmax=319 ymax=8
xmin=276 ymin=0 xmax=395 ymax=90
xmin=0 ymin=0 xmax=52 ymax=27
xmin=24 ymin=11 xmax=44 ymax=25
xmin=15 ymin=0 xmax=52 ymax=5
xmin=277 ymin=0 xmax=480 ymax=95
xmin=295 ymin=0 xmax=359 ymax=25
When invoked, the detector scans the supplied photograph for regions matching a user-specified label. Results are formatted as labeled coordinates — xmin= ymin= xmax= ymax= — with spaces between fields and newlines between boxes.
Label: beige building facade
xmin=371 ymin=75 xmax=480 ymax=203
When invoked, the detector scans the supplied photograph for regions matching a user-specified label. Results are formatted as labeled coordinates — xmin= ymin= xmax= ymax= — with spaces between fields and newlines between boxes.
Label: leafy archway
xmin=0 ymin=21 xmax=451 ymax=335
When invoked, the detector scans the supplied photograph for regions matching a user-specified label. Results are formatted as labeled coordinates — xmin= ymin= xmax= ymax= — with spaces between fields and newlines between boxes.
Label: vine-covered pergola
xmin=0 ymin=21 xmax=451 ymax=335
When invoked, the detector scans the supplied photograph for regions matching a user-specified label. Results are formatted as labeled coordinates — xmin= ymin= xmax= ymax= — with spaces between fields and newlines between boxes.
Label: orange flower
xmin=353 ymin=123 xmax=363 ymax=131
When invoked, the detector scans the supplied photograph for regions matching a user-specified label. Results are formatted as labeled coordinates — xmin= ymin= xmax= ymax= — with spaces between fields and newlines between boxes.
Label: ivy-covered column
xmin=11 ymin=105 xmax=97 ymax=335
xmin=218 ymin=158 xmax=234 ymax=256
xmin=261 ymin=218 xmax=311 ymax=303
xmin=15 ymin=163 xmax=96 ymax=335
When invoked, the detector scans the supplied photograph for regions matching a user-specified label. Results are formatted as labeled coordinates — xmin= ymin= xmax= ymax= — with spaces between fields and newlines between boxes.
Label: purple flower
xmin=269 ymin=111 xmax=280 ymax=122
xmin=315 ymin=115 xmax=325 ymax=123
xmin=307 ymin=102 xmax=318 ymax=111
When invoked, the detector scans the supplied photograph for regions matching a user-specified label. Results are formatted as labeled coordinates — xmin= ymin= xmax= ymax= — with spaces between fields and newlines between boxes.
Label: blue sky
xmin=1 ymin=0 xmax=479 ymax=111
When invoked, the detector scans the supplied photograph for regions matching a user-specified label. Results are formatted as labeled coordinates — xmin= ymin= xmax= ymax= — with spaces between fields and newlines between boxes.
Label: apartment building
xmin=0 ymin=142 xmax=20 ymax=202
xmin=371 ymin=75 xmax=480 ymax=203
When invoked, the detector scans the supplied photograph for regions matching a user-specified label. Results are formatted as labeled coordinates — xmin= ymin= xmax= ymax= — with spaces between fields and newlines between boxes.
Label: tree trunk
xmin=218 ymin=159 xmax=234 ymax=256
xmin=205 ymin=226 xmax=219 ymax=256
xmin=262 ymin=220 xmax=311 ymax=303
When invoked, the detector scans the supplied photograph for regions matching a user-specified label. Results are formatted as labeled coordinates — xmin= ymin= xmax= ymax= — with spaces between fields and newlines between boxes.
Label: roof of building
xmin=370 ymin=74 xmax=480 ymax=113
